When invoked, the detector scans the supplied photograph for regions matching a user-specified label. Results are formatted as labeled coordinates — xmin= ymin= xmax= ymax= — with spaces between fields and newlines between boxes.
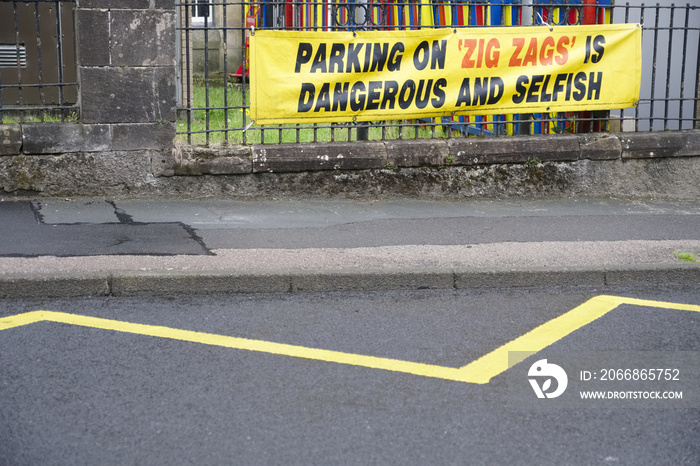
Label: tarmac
xmin=0 ymin=197 xmax=699 ymax=298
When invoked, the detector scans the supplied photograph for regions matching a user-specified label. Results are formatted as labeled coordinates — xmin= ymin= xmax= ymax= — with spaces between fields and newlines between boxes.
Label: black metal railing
xmin=0 ymin=0 xmax=79 ymax=124
xmin=176 ymin=1 xmax=698 ymax=145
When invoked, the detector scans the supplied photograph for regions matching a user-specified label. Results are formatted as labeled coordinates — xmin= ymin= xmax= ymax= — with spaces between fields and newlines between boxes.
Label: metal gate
xmin=0 ymin=0 xmax=78 ymax=123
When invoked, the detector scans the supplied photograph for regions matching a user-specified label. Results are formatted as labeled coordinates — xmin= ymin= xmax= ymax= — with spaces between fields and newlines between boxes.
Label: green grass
xmin=176 ymin=83 xmax=449 ymax=146
xmin=1 ymin=111 xmax=78 ymax=124
xmin=673 ymin=251 xmax=699 ymax=263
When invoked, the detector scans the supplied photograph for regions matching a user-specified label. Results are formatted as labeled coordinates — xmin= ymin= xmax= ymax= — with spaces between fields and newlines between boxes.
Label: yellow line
xmin=456 ymin=295 xmax=700 ymax=383
xmin=0 ymin=310 xmax=471 ymax=383
xmin=456 ymin=295 xmax=623 ymax=383
xmin=1 ymin=296 xmax=698 ymax=384
xmin=613 ymin=296 xmax=700 ymax=312
xmin=0 ymin=310 xmax=45 ymax=330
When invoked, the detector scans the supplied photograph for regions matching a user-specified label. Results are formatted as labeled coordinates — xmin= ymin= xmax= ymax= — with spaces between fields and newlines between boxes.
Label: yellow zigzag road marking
xmin=1 ymin=295 xmax=698 ymax=384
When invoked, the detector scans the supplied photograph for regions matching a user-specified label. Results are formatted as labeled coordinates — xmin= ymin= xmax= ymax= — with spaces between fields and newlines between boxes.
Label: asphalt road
xmin=1 ymin=285 xmax=698 ymax=465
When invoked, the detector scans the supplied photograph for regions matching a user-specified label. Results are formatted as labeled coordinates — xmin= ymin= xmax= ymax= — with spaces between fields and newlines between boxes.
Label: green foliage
xmin=1 ymin=111 xmax=78 ymax=124
xmin=673 ymin=251 xmax=699 ymax=263
xmin=176 ymin=83 xmax=449 ymax=146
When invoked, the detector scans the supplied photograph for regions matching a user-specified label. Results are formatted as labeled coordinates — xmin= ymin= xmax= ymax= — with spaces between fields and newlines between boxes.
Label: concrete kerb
xmin=110 ymin=270 xmax=291 ymax=297
xmin=289 ymin=268 xmax=455 ymax=293
xmin=1 ymin=264 xmax=699 ymax=299
xmin=0 ymin=272 xmax=111 ymax=299
xmin=454 ymin=266 xmax=605 ymax=289
xmin=603 ymin=263 xmax=700 ymax=286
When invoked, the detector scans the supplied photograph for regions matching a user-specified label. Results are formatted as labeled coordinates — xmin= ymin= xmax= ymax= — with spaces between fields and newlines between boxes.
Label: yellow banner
xmin=250 ymin=24 xmax=641 ymax=124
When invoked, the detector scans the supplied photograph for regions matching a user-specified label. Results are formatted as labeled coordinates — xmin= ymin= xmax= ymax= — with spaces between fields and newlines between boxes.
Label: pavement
xmin=0 ymin=197 xmax=699 ymax=298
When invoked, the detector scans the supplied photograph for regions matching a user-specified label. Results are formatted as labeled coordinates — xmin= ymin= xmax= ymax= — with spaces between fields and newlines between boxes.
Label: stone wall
xmin=0 ymin=0 xmax=699 ymax=200
xmin=0 ymin=0 xmax=177 ymax=195
xmin=151 ymin=131 xmax=700 ymax=200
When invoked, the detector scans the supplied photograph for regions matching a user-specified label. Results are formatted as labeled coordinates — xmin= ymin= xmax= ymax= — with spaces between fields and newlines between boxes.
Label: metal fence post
xmin=696 ymin=40 xmax=700 ymax=129
xmin=357 ymin=122 xmax=369 ymax=141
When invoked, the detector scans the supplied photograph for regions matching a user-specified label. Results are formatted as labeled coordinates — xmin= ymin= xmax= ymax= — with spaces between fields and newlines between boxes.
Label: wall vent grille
xmin=0 ymin=45 xmax=27 ymax=68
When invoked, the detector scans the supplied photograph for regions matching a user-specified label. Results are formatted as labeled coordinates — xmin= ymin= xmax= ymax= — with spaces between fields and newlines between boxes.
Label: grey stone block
xmin=154 ymin=0 xmax=176 ymax=9
xmin=151 ymin=149 xmax=178 ymax=177
xmin=76 ymin=9 xmax=110 ymax=66
xmin=111 ymin=10 xmax=176 ymax=67
xmin=448 ymin=135 xmax=580 ymax=165
xmin=112 ymin=123 xmax=175 ymax=151
xmin=81 ymin=67 xmax=177 ymax=124
xmin=252 ymin=142 xmax=387 ymax=173
xmin=22 ymin=123 xmax=111 ymax=154
xmin=620 ymin=131 xmax=700 ymax=159
xmin=79 ymin=0 xmax=150 ymax=9
xmin=173 ymin=145 xmax=252 ymax=176
xmin=0 ymin=151 xmax=154 ymax=196
xmin=0 ymin=125 xmax=22 ymax=156
xmin=153 ymin=66 xmax=178 ymax=121
xmin=579 ymin=134 xmax=622 ymax=160
xmin=385 ymin=139 xmax=450 ymax=167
